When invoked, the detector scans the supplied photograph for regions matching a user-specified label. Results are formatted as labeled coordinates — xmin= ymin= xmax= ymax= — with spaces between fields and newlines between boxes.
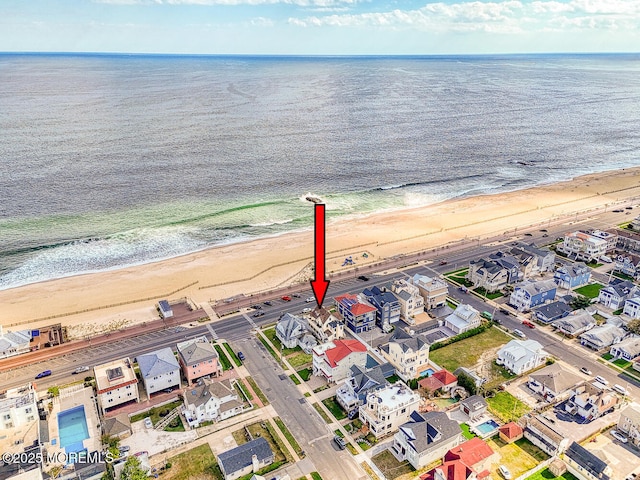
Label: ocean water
xmin=1 ymin=53 xmax=640 ymax=290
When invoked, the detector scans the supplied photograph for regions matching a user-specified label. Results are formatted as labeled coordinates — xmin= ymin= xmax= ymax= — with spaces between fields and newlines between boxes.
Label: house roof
xmin=349 ymin=364 xmax=389 ymax=394
xmin=552 ymin=310 xmax=595 ymax=334
xmin=137 ymin=347 xmax=179 ymax=379
xmin=534 ymin=301 xmax=572 ymax=321
xmin=579 ymin=323 xmax=626 ymax=347
xmin=276 ymin=313 xmax=306 ymax=342
xmin=529 ymin=363 xmax=582 ymax=394
xmin=445 ymin=437 xmax=494 ymax=467
xmin=217 ymin=437 xmax=272 ymax=476
xmin=398 ymin=411 xmax=462 ymax=455
xmin=516 ymin=279 xmax=557 ymax=296
xmin=389 ymin=329 xmax=430 ymax=353
xmin=498 ymin=339 xmax=545 ymax=363
xmin=613 ymin=335 xmax=640 ymax=357
xmin=185 ymin=378 xmax=235 ymax=408
xmin=604 ymin=279 xmax=637 ymax=298
xmin=565 ymin=441 xmax=610 ymax=480
xmin=498 ymin=422 xmax=523 ymax=440
xmin=524 ymin=416 xmax=565 ymax=445
xmin=418 ymin=376 xmax=445 ymax=392
xmin=335 ymin=293 xmax=377 ymax=316
xmin=324 ymin=339 xmax=367 ymax=367
xmin=177 ymin=337 xmax=218 ymax=365
xmin=420 ymin=460 xmax=473 ymax=480
xmin=102 ymin=413 xmax=131 ymax=437
xmin=459 ymin=395 xmax=487 ymax=413
xmin=620 ymin=404 xmax=640 ymax=424
xmin=432 ymin=369 xmax=457 ymax=386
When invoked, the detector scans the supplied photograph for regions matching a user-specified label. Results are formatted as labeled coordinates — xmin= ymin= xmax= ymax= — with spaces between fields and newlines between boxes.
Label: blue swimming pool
xmin=476 ymin=419 xmax=499 ymax=435
xmin=58 ymin=406 xmax=89 ymax=450
xmin=420 ymin=368 xmax=436 ymax=377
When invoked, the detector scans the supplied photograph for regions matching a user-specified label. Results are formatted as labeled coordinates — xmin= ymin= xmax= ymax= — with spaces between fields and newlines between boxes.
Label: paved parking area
xmin=544 ymin=401 xmax=622 ymax=444
xmin=584 ymin=430 xmax=640 ymax=480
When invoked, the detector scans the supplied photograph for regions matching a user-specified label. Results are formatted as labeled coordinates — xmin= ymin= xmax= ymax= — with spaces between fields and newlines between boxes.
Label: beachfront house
xmin=579 ymin=320 xmax=627 ymax=350
xmin=359 ymin=381 xmax=421 ymax=439
xmin=552 ymin=310 xmax=596 ymax=337
xmin=380 ymin=329 xmax=431 ymax=382
xmin=0 ymin=326 xmax=31 ymax=360
xmin=565 ymin=383 xmax=618 ymax=422
xmin=554 ymin=263 xmax=591 ymax=290
xmin=443 ymin=304 xmax=481 ymax=335
xmin=559 ymin=231 xmax=609 ymax=262
xmin=609 ymin=335 xmax=640 ymax=361
xmin=467 ymin=258 xmax=511 ymax=293
xmin=597 ymin=279 xmax=639 ymax=310
xmin=177 ymin=336 xmax=222 ymax=384
xmin=392 ymin=411 xmax=463 ymax=470
xmin=617 ymin=404 xmax=640 ymax=447
xmin=615 ymin=253 xmax=640 ymax=280
xmin=412 ymin=274 xmax=448 ymax=310
xmin=217 ymin=437 xmax=274 ymax=480
xmin=615 ymin=228 xmax=640 ymax=255
xmin=334 ymin=293 xmax=377 ymax=333
xmin=336 ymin=364 xmax=390 ymax=413
xmin=306 ymin=308 xmax=344 ymax=343
xmin=390 ymin=279 xmax=425 ymax=323
xmin=312 ymin=339 xmax=368 ymax=383
xmin=511 ymin=242 xmax=556 ymax=273
xmin=527 ymin=363 xmax=582 ymax=402
xmin=182 ymin=378 xmax=244 ymax=427
xmin=94 ymin=357 xmax=140 ymax=415
xmin=157 ymin=300 xmax=174 ymax=319
xmin=275 ymin=313 xmax=307 ymax=349
xmin=509 ymin=279 xmax=557 ymax=312
xmin=362 ymin=286 xmax=401 ymax=332
xmin=136 ymin=347 xmax=181 ymax=396
xmin=534 ymin=300 xmax=572 ymax=324
xmin=623 ymin=296 xmax=640 ymax=319
xmin=496 ymin=339 xmax=547 ymax=375
xmin=564 ymin=441 xmax=612 ymax=480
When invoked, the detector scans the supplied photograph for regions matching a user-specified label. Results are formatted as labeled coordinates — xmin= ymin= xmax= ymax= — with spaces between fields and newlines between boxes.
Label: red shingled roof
xmin=420 ymin=460 xmax=473 ymax=480
xmin=445 ymin=437 xmax=494 ymax=467
xmin=324 ymin=339 xmax=367 ymax=367
xmin=432 ymin=369 xmax=457 ymax=386
xmin=350 ymin=303 xmax=376 ymax=316
xmin=499 ymin=422 xmax=523 ymax=440
xmin=418 ymin=376 xmax=445 ymax=392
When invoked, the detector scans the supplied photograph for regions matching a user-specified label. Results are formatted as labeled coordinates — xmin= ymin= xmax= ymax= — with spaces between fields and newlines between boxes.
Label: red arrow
xmin=310 ymin=203 xmax=330 ymax=309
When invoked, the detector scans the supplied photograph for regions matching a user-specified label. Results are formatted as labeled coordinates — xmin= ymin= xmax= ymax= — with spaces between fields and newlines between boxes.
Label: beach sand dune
xmin=2 ymin=167 xmax=640 ymax=334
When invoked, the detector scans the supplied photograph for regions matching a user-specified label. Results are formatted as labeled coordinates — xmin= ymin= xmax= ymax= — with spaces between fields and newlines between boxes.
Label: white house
xmin=496 ymin=339 xmax=547 ymax=375
xmin=137 ymin=347 xmax=181 ymax=396
xmin=307 ymin=308 xmax=344 ymax=343
xmin=617 ymin=404 xmax=640 ymax=447
xmin=0 ymin=383 xmax=37 ymax=430
xmin=275 ymin=313 xmax=306 ymax=349
xmin=527 ymin=363 xmax=583 ymax=402
xmin=444 ymin=304 xmax=481 ymax=334
xmin=391 ymin=279 xmax=425 ymax=323
xmin=623 ymin=296 xmax=640 ymax=319
xmin=0 ymin=326 xmax=31 ymax=360
xmin=380 ymin=330 xmax=431 ymax=382
xmin=564 ymin=441 xmax=612 ymax=480
xmin=559 ymin=231 xmax=609 ymax=262
xmin=552 ymin=310 xmax=596 ymax=337
xmin=598 ymin=279 xmax=639 ymax=310
xmin=610 ymin=335 xmax=640 ymax=361
xmin=565 ymin=383 xmax=619 ymax=421
xmin=312 ymin=339 xmax=368 ymax=383
xmin=94 ymin=358 xmax=139 ymax=414
xmin=182 ymin=378 xmax=244 ymax=427
xmin=359 ymin=381 xmax=420 ymax=438
xmin=579 ymin=321 xmax=627 ymax=350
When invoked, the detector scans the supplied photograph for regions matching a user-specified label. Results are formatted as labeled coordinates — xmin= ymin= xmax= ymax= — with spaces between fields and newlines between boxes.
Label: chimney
xmin=251 ymin=454 xmax=259 ymax=472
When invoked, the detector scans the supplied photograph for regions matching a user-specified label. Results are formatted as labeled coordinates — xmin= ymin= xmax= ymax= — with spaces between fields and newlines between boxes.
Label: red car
xmin=281 ymin=296 xmax=292 ymax=301
xmin=522 ymin=320 xmax=536 ymax=329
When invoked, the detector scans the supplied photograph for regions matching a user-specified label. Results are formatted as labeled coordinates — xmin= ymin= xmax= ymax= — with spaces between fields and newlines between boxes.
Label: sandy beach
xmin=3 ymin=167 xmax=640 ymax=336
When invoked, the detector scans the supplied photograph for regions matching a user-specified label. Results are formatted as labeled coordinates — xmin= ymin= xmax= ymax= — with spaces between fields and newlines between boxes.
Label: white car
xmin=611 ymin=430 xmax=628 ymax=443
xmin=613 ymin=384 xmax=629 ymax=396
xmin=301 ymin=308 xmax=312 ymax=313
xmin=305 ymin=297 xmax=315 ymax=303
xmin=144 ymin=417 xmax=153 ymax=429
xmin=594 ymin=376 xmax=609 ymax=385
xmin=499 ymin=465 xmax=512 ymax=480
xmin=513 ymin=328 xmax=526 ymax=338
xmin=72 ymin=366 xmax=90 ymax=374
xmin=580 ymin=367 xmax=592 ymax=375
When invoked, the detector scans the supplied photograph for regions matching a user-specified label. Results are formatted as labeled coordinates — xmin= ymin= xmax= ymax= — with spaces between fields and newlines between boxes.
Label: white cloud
xmin=94 ymin=0 xmax=362 ymax=5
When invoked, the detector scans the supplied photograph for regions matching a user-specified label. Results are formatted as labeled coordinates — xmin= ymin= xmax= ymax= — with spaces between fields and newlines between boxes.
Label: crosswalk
xmin=206 ymin=322 xmax=219 ymax=341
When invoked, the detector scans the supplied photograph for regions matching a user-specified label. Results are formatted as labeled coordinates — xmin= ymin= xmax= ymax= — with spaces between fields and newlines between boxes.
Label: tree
xmin=570 ymin=295 xmax=592 ymax=311
xmin=456 ymin=372 xmax=477 ymax=396
xmin=628 ymin=319 xmax=640 ymax=335
xmin=120 ymin=456 xmax=148 ymax=480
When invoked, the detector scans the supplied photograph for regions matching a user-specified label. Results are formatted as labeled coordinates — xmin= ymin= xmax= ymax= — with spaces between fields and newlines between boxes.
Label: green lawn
xmin=614 ymin=358 xmax=632 ymax=368
xmin=602 ymin=353 xmax=614 ymax=360
xmin=460 ymin=423 xmax=477 ymax=439
xmin=487 ymin=391 xmax=531 ymax=423
xmin=130 ymin=400 xmax=183 ymax=424
xmin=429 ymin=327 xmax=511 ymax=372
xmin=162 ymin=444 xmax=222 ymax=480
xmin=485 ymin=361 xmax=518 ymax=389
xmin=473 ymin=287 xmax=504 ymax=299
xmin=245 ymin=376 xmax=269 ymax=405
xmin=297 ymin=368 xmax=311 ymax=381
xmin=526 ymin=467 xmax=579 ymax=480
xmin=322 ymin=396 xmax=347 ymax=420
xmin=223 ymin=342 xmax=242 ymax=367
xmin=311 ymin=473 xmax=324 ymax=480
xmin=263 ymin=327 xmax=302 ymax=356
xmin=288 ymin=352 xmax=312 ymax=369
xmin=488 ymin=437 xmax=549 ymax=479
xmin=574 ymin=283 xmax=604 ymax=299
xmin=274 ymin=417 xmax=304 ymax=457
xmin=214 ymin=344 xmax=233 ymax=370
xmin=312 ymin=402 xmax=333 ymax=424
xmin=289 ymin=374 xmax=301 ymax=385
xmin=613 ymin=271 xmax=635 ymax=281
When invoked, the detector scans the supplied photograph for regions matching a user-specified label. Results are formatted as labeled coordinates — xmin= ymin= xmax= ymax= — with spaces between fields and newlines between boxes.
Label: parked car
xmin=305 ymin=297 xmax=315 ymax=303
xmin=458 ymin=286 xmax=469 ymax=293
xmin=522 ymin=320 xmax=535 ymax=329
xmin=524 ymin=233 xmax=533 ymax=236
xmin=439 ymin=260 xmax=448 ymax=265
xmin=292 ymin=293 xmax=301 ymax=298
xmin=163 ymin=387 xmax=174 ymax=393
xmin=626 ymin=206 xmax=634 ymax=210
xmin=144 ymin=417 xmax=153 ymax=429
xmin=611 ymin=430 xmax=629 ymax=443
xmin=263 ymin=301 xmax=273 ymax=306
xmin=251 ymin=304 xmax=262 ymax=310
xmin=72 ymin=366 xmax=90 ymax=374
xmin=302 ymin=308 xmax=312 ymax=313
xmin=237 ymin=352 xmax=246 ymax=362
xmin=580 ymin=367 xmax=592 ymax=375
xmin=499 ymin=465 xmax=512 ymax=480
xmin=333 ymin=435 xmax=347 ymax=450
xmin=613 ymin=209 xmax=624 ymax=213
xmin=118 ymin=446 xmax=131 ymax=454
xmin=35 ymin=370 xmax=52 ymax=379
xmin=594 ymin=375 xmax=609 ymax=385
xmin=281 ymin=296 xmax=292 ymax=301
xmin=357 ymin=275 xmax=369 ymax=281
xmin=253 ymin=311 xmax=265 ymax=317
xmin=542 ymin=233 xmax=549 ymax=237
xmin=513 ymin=329 xmax=526 ymax=339
xmin=499 ymin=308 xmax=510 ymax=315
xmin=613 ymin=384 xmax=629 ymax=396
xmin=348 ymin=409 xmax=359 ymax=420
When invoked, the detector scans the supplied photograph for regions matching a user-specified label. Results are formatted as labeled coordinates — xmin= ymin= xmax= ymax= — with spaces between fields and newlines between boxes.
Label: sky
xmin=1 ymin=0 xmax=639 ymax=55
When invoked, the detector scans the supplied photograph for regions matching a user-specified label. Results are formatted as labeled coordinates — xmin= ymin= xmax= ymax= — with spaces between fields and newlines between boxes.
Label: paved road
xmin=234 ymin=335 xmax=367 ymax=480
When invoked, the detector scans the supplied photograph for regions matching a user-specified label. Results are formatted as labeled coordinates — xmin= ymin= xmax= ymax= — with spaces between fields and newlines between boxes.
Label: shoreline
xmin=3 ymin=165 xmax=640 ymax=334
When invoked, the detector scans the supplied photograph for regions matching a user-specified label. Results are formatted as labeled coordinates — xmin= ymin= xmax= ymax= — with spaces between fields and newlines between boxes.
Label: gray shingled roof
xmin=137 ymin=347 xmax=179 ymax=379
xmin=186 ymin=378 xmax=235 ymax=408
xmin=398 ymin=411 xmax=461 ymax=454
xmin=217 ymin=437 xmax=273 ymax=476
xmin=459 ymin=395 xmax=487 ymax=413
xmin=177 ymin=338 xmax=218 ymax=365
xmin=565 ymin=442 xmax=610 ymax=480
xmin=102 ymin=413 xmax=131 ymax=437
xmin=534 ymin=301 xmax=571 ymax=322
xmin=529 ymin=363 xmax=582 ymax=394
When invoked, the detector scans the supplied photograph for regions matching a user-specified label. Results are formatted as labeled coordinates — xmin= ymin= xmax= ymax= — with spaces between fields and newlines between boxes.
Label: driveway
xmin=584 ymin=430 xmax=640 ymax=480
